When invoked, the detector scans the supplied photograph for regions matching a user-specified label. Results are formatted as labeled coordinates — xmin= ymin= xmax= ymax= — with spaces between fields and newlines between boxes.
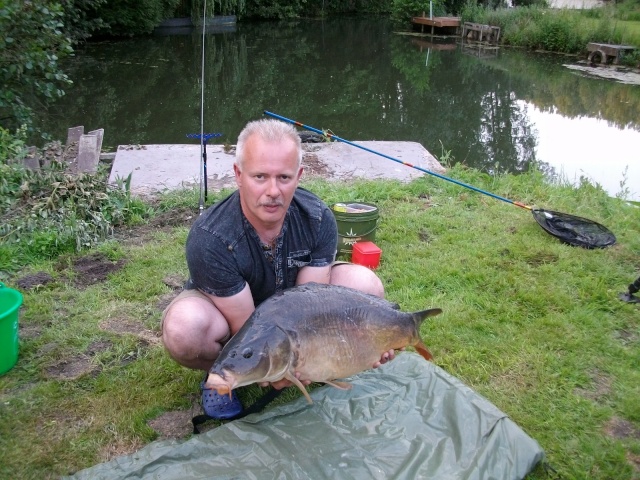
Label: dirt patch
xmin=99 ymin=438 xmax=146 ymax=463
xmin=19 ymin=322 xmax=43 ymax=340
xmin=114 ymin=207 xmax=197 ymax=246
xmin=148 ymin=207 xmax=197 ymax=228
xmin=66 ymin=253 xmax=127 ymax=288
xmin=302 ymin=147 xmax=334 ymax=178
xmin=15 ymin=272 xmax=55 ymax=290
xmin=36 ymin=410 xmax=95 ymax=443
xmin=627 ymin=452 xmax=640 ymax=473
xmin=418 ymin=230 xmax=432 ymax=243
xmin=99 ymin=316 xmax=162 ymax=346
xmin=523 ymin=251 xmax=560 ymax=267
xmin=156 ymin=275 xmax=186 ymax=311
xmin=45 ymin=355 xmax=98 ymax=380
xmin=614 ymin=328 xmax=638 ymax=347
xmin=147 ymin=410 xmax=196 ymax=439
xmin=604 ymin=416 xmax=640 ymax=440
xmin=163 ymin=274 xmax=186 ymax=290
xmin=44 ymin=340 xmax=113 ymax=380
xmin=157 ymin=291 xmax=180 ymax=312
xmin=85 ymin=340 xmax=113 ymax=356
xmin=574 ymin=369 xmax=612 ymax=403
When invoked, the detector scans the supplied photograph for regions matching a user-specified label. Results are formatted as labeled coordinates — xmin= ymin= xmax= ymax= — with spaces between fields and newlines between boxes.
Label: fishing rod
xmin=193 ymin=1 xmax=224 ymax=212
xmin=187 ymin=132 xmax=223 ymax=203
xmin=198 ymin=0 xmax=207 ymax=215
xmin=264 ymin=110 xmax=616 ymax=249
xmin=265 ymin=111 xmax=528 ymax=210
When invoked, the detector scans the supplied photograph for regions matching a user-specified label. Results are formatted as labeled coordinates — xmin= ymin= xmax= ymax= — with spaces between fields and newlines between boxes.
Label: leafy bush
xmin=243 ymin=0 xmax=307 ymax=19
xmin=0 ymin=154 xmax=151 ymax=272
xmin=94 ymin=0 xmax=182 ymax=36
xmin=611 ymin=0 xmax=640 ymax=21
xmin=59 ymin=0 xmax=108 ymax=43
xmin=0 ymin=126 xmax=28 ymax=164
xmin=391 ymin=0 xmax=446 ymax=26
xmin=0 ymin=1 xmax=73 ymax=133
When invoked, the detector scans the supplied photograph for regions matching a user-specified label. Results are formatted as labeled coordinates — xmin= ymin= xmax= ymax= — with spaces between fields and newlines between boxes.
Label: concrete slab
xmin=109 ymin=144 xmax=236 ymax=196
xmin=108 ymin=141 xmax=445 ymax=196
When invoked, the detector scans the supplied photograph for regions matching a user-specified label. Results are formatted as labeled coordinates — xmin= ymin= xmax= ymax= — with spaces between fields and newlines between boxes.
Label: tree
xmin=0 ymin=1 xmax=73 ymax=133
xmin=93 ymin=0 xmax=182 ymax=36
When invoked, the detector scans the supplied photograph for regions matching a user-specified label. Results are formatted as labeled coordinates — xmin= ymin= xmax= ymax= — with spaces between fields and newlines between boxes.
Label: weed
xmin=0 ymin=150 xmax=152 ymax=276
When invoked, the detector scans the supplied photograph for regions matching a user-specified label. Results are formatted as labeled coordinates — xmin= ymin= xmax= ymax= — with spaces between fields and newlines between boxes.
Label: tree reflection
xmin=36 ymin=18 xmax=639 ymax=181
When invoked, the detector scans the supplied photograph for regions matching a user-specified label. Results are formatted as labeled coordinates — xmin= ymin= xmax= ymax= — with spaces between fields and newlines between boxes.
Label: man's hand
xmin=372 ymin=348 xmax=404 ymax=368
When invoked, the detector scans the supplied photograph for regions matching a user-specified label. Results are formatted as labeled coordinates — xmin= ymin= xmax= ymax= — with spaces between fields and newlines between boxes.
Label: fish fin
xmin=414 ymin=340 xmax=434 ymax=361
xmin=324 ymin=380 xmax=352 ymax=390
xmin=284 ymin=371 xmax=313 ymax=404
xmin=416 ymin=308 xmax=443 ymax=320
xmin=412 ymin=308 xmax=442 ymax=333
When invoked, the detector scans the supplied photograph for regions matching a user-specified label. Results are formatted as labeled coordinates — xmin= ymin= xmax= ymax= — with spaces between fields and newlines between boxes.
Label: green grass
xmin=1 ymin=165 xmax=639 ymax=478
xmin=462 ymin=1 xmax=640 ymax=55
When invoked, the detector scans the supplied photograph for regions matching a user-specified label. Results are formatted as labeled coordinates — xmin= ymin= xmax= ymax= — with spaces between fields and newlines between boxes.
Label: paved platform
xmin=108 ymin=141 xmax=445 ymax=196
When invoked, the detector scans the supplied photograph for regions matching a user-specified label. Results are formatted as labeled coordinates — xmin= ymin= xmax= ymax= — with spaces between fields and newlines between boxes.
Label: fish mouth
xmin=205 ymin=373 xmax=237 ymax=399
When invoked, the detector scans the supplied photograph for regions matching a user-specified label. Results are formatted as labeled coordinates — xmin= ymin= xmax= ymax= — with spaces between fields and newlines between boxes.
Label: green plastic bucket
xmin=0 ymin=282 xmax=22 ymax=375
xmin=331 ymin=202 xmax=379 ymax=258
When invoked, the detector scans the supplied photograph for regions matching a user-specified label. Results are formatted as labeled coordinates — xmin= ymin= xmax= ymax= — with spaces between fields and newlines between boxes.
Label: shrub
xmin=0 ymin=1 xmax=73 ymax=133
xmin=59 ymin=0 xmax=108 ymax=43
xmin=94 ymin=0 xmax=182 ymax=37
xmin=0 ymin=152 xmax=151 ymax=271
xmin=391 ymin=0 xmax=446 ymax=26
xmin=0 ymin=126 xmax=28 ymax=165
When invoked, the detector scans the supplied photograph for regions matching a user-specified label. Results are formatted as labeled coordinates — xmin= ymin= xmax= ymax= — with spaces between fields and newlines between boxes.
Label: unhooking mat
xmin=68 ymin=353 xmax=544 ymax=479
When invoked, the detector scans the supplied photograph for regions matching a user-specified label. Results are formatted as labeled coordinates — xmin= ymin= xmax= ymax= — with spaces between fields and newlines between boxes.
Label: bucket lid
xmin=332 ymin=203 xmax=377 ymax=214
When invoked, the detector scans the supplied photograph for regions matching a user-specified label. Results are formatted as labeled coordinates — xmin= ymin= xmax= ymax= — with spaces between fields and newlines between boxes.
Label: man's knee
xmin=161 ymin=300 xmax=198 ymax=356
xmin=162 ymin=296 xmax=225 ymax=355
xmin=330 ymin=263 xmax=385 ymax=298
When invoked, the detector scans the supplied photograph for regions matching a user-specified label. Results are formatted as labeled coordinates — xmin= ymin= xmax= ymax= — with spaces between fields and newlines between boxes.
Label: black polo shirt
xmin=185 ymin=188 xmax=337 ymax=306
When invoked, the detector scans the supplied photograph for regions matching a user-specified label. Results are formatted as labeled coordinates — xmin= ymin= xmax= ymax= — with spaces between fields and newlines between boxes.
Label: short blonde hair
xmin=235 ymin=119 xmax=302 ymax=169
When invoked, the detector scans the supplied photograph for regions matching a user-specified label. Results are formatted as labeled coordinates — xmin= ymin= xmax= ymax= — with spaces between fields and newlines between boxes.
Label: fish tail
xmin=412 ymin=308 xmax=442 ymax=362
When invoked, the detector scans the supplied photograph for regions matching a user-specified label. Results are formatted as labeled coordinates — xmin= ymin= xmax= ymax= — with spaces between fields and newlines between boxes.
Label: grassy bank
xmin=0 ymin=163 xmax=639 ymax=478
xmin=462 ymin=1 xmax=640 ymax=63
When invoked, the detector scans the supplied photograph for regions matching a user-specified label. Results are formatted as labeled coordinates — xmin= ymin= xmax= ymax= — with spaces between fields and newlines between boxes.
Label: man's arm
xmin=204 ymin=283 xmax=255 ymax=336
xmin=295 ymin=264 xmax=331 ymax=285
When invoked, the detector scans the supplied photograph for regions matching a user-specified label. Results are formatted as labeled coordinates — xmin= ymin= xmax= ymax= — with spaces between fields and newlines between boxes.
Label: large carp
xmin=205 ymin=283 xmax=442 ymax=404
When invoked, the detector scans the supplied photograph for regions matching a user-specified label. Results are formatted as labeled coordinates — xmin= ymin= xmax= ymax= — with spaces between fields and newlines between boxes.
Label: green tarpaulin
xmin=68 ymin=353 xmax=544 ymax=479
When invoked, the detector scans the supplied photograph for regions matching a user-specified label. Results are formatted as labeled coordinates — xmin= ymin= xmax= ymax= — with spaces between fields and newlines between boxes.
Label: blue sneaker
xmin=201 ymin=381 xmax=243 ymax=420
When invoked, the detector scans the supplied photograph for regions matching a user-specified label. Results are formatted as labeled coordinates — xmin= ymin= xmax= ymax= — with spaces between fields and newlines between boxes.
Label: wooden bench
xmin=587 ymin=43 xmax=636 ymax=65
xmin=462 ymin=22 xmax=501 ymax=44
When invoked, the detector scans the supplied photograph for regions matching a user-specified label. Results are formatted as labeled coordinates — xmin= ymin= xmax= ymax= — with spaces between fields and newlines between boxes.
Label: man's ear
xmin=233 ymin=163 xmax=242 ymax=186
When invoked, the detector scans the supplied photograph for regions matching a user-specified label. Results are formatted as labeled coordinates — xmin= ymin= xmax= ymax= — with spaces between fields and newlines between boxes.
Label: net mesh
xmin=531 ymin=209 xmax=616 ymax=249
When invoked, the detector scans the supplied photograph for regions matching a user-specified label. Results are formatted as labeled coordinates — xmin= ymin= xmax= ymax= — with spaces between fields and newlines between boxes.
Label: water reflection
xmin=37 ymin=18 xmax=640 ymax=200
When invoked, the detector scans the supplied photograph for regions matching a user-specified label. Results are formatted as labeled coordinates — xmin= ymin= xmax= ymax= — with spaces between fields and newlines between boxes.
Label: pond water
xmin=37 ymin=17 xmax=640 ymax=200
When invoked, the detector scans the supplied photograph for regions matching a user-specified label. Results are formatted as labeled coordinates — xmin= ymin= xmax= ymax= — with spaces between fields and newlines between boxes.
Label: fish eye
xmin=242 ymin=348 xmax=253 ymax=359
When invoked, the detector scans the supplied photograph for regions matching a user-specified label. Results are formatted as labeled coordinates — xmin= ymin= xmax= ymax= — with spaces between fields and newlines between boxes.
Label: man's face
xmin=234 ymin=134 xmax=303 ymax=229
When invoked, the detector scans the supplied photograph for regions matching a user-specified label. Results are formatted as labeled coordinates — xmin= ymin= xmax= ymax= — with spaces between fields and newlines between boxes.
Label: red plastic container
xmin=351 ymin=241 xmax=382 ymax=269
